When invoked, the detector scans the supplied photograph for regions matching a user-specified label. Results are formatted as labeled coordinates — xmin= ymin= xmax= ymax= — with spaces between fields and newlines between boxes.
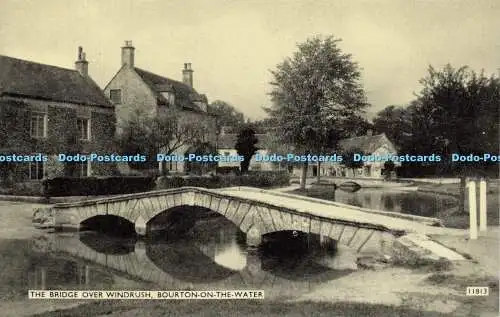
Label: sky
xmin=1 ymin=0 xmax=499 ymax=120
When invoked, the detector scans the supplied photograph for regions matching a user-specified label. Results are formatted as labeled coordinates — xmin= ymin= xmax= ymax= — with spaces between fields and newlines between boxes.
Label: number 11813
xmin=466 ymin=287 xmax=489 ymax=296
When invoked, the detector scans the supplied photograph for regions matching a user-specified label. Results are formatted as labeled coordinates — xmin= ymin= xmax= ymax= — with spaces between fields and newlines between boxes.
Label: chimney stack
xmin=75 ymin=46 xmax=88 ymax=77
xmin=121 ymin=40 xmax=135 ymax=68
xmin=182 ymin=62 xmax=194 ymax=88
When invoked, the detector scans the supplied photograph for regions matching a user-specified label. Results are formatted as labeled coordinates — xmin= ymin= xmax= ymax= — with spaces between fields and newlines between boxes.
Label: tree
xmin=383 ymin=160 xmax=396 ymax=180
xmin=373 ymin=105 xmax=413 ymax=150
xmin=235 ymin=126 xmax=259 ymax=174
xmin=260 ymin=130 xmax=294 ymax=171
xmin=117 ymin=107 xmax=212 ymax=171
xmin=414 ymin=64 xmax=499 ymax=160
xmin=410 ymin=64 xmax=500 ymax=212
xmin=265 ymin=35 xmax=369 ymax=189
xmin=340 ymin=114 xmax=374 ymax=138
xmin=341 ymin=148 xmax=364 ymax=177
xmin=250 ymin=117 xmax=278 ymax=134
xmin=209 ymin=100 xmax=245 ymax=135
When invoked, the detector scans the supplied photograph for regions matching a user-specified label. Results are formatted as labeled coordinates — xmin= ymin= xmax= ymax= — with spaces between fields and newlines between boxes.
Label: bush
xmin=42 ymin=176 xmax=156 ymax=196
xmin=0 ymin=182 xmax=44 ymax=196
xmin=216 ymin=166 xmax=240 ymax=175
xmin=156 ymin=171 xmax=290 ymax=189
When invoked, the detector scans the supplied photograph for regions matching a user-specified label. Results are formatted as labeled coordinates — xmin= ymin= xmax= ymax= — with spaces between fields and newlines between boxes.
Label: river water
xmin=0 ymin=211 xmax=359 ymax=302
xmin=310 ymin=187 xmax=459 ymax=217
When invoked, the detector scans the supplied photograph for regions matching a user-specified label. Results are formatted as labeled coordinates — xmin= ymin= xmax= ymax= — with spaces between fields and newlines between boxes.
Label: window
xmin=77 ymin=118 xmax=90 ymax=140
xmin=29 ymin=161 xmax=45 ymax=180
xmin=78 ymin=160 xmax=91 ymax=177
xmin=161 ymin=92 xmax=175 ymax=105
xmin=110 ymin=89 xmax=122 ymax=104
xmin=30 ymin=113 xmax=47 ymax=138
xmin=167 ymin=160 xmax=178 ymax=171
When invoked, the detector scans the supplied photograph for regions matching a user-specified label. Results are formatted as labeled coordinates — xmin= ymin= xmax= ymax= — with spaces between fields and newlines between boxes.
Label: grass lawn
xmin=31 ymin=299 xmax=455 ymax=317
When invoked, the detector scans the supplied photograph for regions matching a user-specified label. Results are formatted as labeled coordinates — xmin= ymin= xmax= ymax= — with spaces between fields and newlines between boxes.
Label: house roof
xmin=0 ymin=55 xmax=112 ymax=107
xmin=218 ymin=133 xmax=271 ymax=149
xmin=338 ymin=133 xmax=394 ymax=154
xmin=134 ymin=67 xmax=207 ymax=113
xmin=217 ymin=132 xmax=396 ymax=154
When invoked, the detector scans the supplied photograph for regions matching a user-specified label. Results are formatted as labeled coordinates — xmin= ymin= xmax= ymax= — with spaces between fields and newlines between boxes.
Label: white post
xmin=467 ymin=180 xmax=478 ymax=240
xmin=158 ymin=161 xmax=163 ymax=174
xmin=479 ymin=179 xmax=487 ymax=231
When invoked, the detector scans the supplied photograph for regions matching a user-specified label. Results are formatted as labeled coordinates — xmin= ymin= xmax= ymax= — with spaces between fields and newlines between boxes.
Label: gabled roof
xmin=134 ymin=67 xmax=206 ymax=112
xmin=218 ymin=133 xmax=271 ymax=149
xmin=0 ymin=55 xmax=112 ymax=107
xmin=338 ymin=133 xmax=395 ymax=154
xmin=217 ymin=132 xmax=396 ymax=154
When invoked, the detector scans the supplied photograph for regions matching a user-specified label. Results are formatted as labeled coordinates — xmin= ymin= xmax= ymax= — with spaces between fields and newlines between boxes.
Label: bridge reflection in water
xmin=31 ymin=226 xmax=353 ymax=299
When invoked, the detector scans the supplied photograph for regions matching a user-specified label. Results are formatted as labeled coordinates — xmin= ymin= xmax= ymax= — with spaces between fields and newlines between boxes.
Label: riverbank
xmin=415 ymin=181 xmax=499 ymax=228
xmin=290 ymin=180 xmax=499 ymax=229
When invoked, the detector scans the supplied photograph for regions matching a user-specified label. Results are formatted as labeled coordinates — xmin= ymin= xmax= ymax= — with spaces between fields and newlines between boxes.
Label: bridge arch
xmin=80 ymin=214 xmax=136 ymax=237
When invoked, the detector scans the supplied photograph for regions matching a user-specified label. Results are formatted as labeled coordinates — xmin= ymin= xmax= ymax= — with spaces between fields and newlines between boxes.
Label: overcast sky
xmin=1 ymin=0 xmax=498 ymax=120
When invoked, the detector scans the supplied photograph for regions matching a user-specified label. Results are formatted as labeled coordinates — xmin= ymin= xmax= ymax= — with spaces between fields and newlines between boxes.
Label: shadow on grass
xmin=31 ymin=299 xmax=457 ymax=317
xmin=426 ymin=273 xmax=500 ymax=292
xmin=391 ymin=257 xmax=453 ymax=273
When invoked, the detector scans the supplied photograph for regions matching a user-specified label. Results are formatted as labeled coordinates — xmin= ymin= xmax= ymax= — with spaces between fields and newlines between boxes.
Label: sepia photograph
xmin=0 ymin=0 xmax=499 ymax=316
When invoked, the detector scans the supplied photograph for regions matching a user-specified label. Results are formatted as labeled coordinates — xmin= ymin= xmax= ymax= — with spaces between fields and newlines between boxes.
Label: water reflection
xmin=79 ymin=233 xmax=136 ymax=255
xmin=327 ymin=188 xmax=458 ymax=217
xmin=21 ymin=216 xmax=355 ymax=299
xmin=212 ymin=239 xmax=247 ymax=271
xmin=145 ymin=241 xmax=237 ymax=283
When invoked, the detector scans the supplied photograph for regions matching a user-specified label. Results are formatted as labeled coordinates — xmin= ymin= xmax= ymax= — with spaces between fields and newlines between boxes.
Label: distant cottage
xmin=216 ymin=128 xmax=399 ymax=179
xmin=286 ymin=130 xmax=399 ymax=179
xmin=0 ymin=47 xmax=116 ymax=183
xmin=335 ymin=130 xmax=400 ymax=178
xmin=103 ymin=41 xmax=217 ymax=174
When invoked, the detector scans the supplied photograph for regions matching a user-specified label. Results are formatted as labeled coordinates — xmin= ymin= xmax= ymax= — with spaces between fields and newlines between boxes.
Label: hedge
xmin=156 ymin=171 xmax=290 ymax=189
xmin=41 ymin=176 xmax=156 ymax=196
xmin=215 ymin=166 xmax=240 ymax=175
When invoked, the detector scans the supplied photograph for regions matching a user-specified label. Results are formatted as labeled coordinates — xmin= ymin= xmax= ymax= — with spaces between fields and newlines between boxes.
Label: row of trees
xmin=259 ymin=35 xmax=498 ymax=190
xmin=116 ymin=34 xmax=499 ymax=189
xmin=372 ymin=64 xmax=499 ymax=176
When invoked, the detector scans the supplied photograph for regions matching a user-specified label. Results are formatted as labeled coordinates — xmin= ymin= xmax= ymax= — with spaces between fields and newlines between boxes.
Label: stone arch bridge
xmin=36 ymin=187 xmax=448 ymax=256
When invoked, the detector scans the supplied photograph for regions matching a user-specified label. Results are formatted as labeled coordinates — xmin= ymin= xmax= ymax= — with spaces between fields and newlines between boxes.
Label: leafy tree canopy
xmin=209 ymin=100 xmax=245 ymax=134
xmin=235 ymin=126 xmax=259 ymax=173
xmin=117 ymin=107 xmax=212 ymax=169
xmin=264 ymin=35 xmax=369 ymax=155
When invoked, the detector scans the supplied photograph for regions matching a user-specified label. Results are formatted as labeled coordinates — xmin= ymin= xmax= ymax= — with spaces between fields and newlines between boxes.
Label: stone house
xmin=0 ymin=47 xmax=116 ymax=183
xmin=334 ymin=131 xmax=400 ymax=178
xmin=103 ymin=41 xmax=216 ymax=174
xmin=288 ymin=130 xmax=400 ymax=179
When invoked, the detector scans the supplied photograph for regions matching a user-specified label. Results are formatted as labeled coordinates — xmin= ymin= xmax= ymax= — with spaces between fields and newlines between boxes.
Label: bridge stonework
xmin=44 ymin=187 xmax=424 ymax=256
